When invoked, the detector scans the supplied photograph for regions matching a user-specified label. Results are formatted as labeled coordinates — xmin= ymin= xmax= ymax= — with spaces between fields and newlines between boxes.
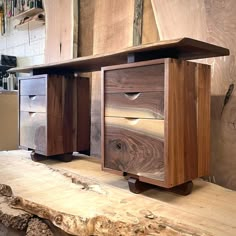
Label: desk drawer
xmin=20 ymin=95 xmax=46 ymax=112
xmin=104 ymin=117 xmax=164 ymax=180
xmin=20 ymin=111 xmax=46 ymax=153
xmin=20 ymin=77 xmax=46 ymax=96
xmin=105 ymin=91 xmax=164 ymax=119
xmin=104 ymin=64 xmax=164 ymax=93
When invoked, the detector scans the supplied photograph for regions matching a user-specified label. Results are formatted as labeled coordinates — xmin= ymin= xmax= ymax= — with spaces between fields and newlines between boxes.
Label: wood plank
xmin=151 ymin=0 xmax=236 ymax=190
xmin=166 ymin=59 xmax=209 ymax=187
xmin=78 ymin=0 xmax=95 ymax=57
xmin=142 ymin=0 xmax=159 ymax=44
xmin=133 ymin=0 xmax=143 ymax=46
xmin=9 ymin=38 xmax=229 ymax=74
xmin=1 ymin=150 xmax=236 ymax=236
xmin=44 ymin=0 xmax=78 ymax=63
xmin=77 ymin=77 xmax=90 ymax=152
xmin=105 ymin=91 xmax=164 ymax=119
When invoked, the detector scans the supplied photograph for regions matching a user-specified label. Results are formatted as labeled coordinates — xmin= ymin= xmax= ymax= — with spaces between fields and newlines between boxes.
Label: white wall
xmin=0 ymin=19 xmax=45 ymax=67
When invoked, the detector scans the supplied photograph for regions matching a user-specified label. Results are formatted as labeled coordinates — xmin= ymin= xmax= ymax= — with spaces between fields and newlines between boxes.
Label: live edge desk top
xmin=9 ymin=38 xmax=229 ymax=74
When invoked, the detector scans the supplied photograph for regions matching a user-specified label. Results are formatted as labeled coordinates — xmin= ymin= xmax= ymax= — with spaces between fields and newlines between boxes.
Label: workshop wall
xmin=0 ymin=19 xmax=45 ymax=67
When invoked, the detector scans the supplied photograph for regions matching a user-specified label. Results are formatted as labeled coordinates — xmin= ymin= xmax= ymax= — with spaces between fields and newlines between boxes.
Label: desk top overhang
xmin=9 ymin=38 xmax=230 ymax=74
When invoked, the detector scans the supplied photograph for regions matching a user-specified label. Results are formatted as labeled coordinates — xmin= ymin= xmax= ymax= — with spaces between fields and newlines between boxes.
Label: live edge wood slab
xmin=9 ymin=37 xmax=229 ymax=74
xmin=0 ymin=150 xmax=236 ymax=236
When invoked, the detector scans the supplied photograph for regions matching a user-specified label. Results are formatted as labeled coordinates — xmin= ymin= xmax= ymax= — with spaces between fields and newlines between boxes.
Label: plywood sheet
xmin=151 ymin=0 xmax=236 ymax=190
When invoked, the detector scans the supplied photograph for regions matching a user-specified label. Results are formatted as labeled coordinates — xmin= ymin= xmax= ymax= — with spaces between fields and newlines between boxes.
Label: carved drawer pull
xmin=28 ymin=112 xmax=36 ymax=117
xmin=124 ymin=117 xmax=140 ymax=125
xmin=29 ymin=95 xmax=36 ymax=100
xmin=124 ymin=92 xmax=140 ymax=100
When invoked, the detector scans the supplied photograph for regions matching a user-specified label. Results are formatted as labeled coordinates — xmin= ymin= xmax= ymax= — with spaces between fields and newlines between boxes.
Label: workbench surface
xmin=0 ymin=150 xmax=235 ymax=235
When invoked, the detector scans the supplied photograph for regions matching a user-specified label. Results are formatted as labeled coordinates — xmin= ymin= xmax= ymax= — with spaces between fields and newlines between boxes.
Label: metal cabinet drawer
xmin=20 ymin=95 xmax=46 ymax=112
xmin=19 ymin=111 xmax=46 ymax=154
xmin=20 ymin=77 xmax=46 ymax=96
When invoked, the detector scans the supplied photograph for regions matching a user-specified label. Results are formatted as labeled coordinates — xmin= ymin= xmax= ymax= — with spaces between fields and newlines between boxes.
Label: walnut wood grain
xmin=77 ymin=77 xmax=90 ymax=152
xmin=105 ymin=91 xmax=164 ymax=119
xmin=104 ymin=64 xmax=164 ymax=93
xmin=196 ymin=64 xmax=211 ymax=177
xmin=10 ymin=38 xmax=229 ymax=74
xmin=104 ymin=117 xmax=165 ymax=181
xmin=47 ymin=74 xmax=77 ymax=155
xmin=19 ymin=74 xmax=90 ymax=157
xmin=165 ymin=59 xmax=210 ymax=187
xmin=20 ymin=96 xmax=46 ymax=112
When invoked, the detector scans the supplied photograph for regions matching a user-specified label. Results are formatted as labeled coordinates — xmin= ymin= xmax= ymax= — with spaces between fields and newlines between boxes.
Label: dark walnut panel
xmin=20 ymin=77 xmax=46 ymax=96
xmin=104 ymin=117 xmax=165 ymax=181
xmin=105 ymin=91 xmax=164 ymax=119
xmin=104 ymin=64 xmax=164 ymax=93
xmin=20 ymin=95 xmax=46 ymax=112
xmin=20 ymin=111 xmax=46 ymax=154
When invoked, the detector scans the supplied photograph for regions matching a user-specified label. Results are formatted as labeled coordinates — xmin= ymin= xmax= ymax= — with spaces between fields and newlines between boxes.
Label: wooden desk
xmin=10 ymin=38 xmax=229 ymax=193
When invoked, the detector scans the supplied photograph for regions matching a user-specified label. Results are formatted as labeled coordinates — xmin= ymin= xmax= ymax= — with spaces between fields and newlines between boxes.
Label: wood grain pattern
xmin=151 ymin=0 xmax=235 ymax=190
xmin=165 ymin=59 xmax=210 ymax=187
xmin=104 ymin=64 xmax=164 ymax=93
xmin=20 ymin=96 xmax=46 ymax=112
xmin=104 ymin=117 xmax=164 ymax=181
xmin=196 ymin=64 xmax=211 ymax=177
xmin=142 ymin=0 xmax=159 ymax=44
xmin=105 ymin=91 xmax=164 ymax=119
xmin=19 ymin=74 xmax=90 ymax=156
xmin=44 ymin=0 xmax=78 ymax=63
xmin=10 ymin=38 xmax=229 ymax=74
xmin=77 ymin=77 xmax=90 ymax=152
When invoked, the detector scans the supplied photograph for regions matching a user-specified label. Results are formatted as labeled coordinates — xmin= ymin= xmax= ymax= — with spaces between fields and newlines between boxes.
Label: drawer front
xmin=104 ymin=117 xmax=165 ymax=181
xmin=20 ymin=111 xmax=46 ymax=153
xmin=20 ymin=78 xmax=46 ymax=96
xmin=105 ymin=91 xmax=164 ymax=119
xmin=20 ymin=95 xmax=46 ymax=112
xmin=104 ymin=64 xmax=164 ymax=93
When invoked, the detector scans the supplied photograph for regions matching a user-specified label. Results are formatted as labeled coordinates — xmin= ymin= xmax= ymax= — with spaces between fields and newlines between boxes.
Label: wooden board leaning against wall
xmin=151 ymin=0 xmax=236 ymax=190
xmin=43 ymin=0 xmax=78 ymax=63
xmin=78 ymin=0 xmax=159 ymax=156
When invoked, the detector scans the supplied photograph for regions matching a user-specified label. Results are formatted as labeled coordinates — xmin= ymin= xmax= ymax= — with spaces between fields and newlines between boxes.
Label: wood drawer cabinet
xmin=102 ymin=58 xmax=211 ymax=191
xmin=19 ymin=74 xmax=90 ymax=157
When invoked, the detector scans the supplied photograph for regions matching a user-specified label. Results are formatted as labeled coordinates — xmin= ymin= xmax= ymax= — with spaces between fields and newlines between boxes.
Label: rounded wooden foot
xmin=169 ymin=181 xmax=193 ymax=196
xmin=57 ymin=153 xmax=73 ymax=162
xmin=30 ymin=151 xmax=45 ymax=162
xmin=128 ymin=177 xmax=151 ymax=194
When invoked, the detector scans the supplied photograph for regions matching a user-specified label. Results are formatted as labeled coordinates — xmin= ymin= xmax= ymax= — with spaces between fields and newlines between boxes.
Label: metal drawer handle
xmin=28 ymin=112 xmax=36 ymax=117
xmin=29 ymin=95 xmax=36 ymax=100
xmin=124 ymin=92 xmax=140 ymax=100
xmin=124 ymin=117 xmax=139 ymax=125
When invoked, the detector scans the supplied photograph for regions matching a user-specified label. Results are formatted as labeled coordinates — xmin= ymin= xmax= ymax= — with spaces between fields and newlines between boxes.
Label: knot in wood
xmin=54 ymin=214 xmax=63 ymax=225
xmin=11 ymin=196 xmax=22 ymax=206
xmin=0 ymin=184 xmax=13 ymax=197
